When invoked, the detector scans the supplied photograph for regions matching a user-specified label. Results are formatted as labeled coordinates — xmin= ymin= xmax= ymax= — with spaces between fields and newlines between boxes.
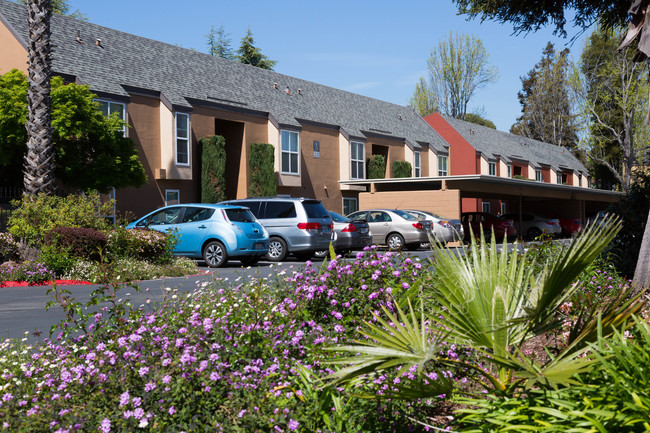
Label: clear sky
xmin=65 ymin=0 xmax=590 ymax=132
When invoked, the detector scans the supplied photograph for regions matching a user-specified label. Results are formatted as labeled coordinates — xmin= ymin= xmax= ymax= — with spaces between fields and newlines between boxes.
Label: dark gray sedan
xmin=315 ymin=211 xmax=372 ymax=257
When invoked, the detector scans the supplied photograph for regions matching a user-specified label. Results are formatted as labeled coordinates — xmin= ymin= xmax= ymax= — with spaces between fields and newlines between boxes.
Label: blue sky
xmin=66 ymin=0 xmax=589 ymax=132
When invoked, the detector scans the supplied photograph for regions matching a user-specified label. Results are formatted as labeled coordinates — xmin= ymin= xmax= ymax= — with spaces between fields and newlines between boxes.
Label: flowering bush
xmin=0 ymin=232 xmax=19 ymax=262
xmin=61 ymin=257 xmax=198 ymax=284
xmin=105 ymin=227 xmax=176 ymax=264
xmin=0 ymin=260 xmax=56 ymax=285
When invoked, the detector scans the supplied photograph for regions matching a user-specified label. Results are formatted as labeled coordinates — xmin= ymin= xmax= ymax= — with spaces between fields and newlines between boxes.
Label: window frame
xmin=350 ymin=141 xmax=365 ymax=180
xmin=175 ymin=112 xmax=190 ymax=167
xmin=507 ymin=164 xmax=512 ymax=178
xmin=501 ymin=202 xmax=507 ymax=215
xmin=165 ymin=189 xmax=180 ymax=206
xmin=482 ymin=202 xmax=491 ymax=213
xmin=343 ymin=197 xmax=358 ymax=215
xmin=95 ymin=99 xmax=127 ymax=135
xmin=557 ymin=172 xmax=563 ymax=184
xmin=488 ymin=161 xmax=496 ymax=176
xmin=438 ymin=155 xmax=448 ymax=176
xmin=280 ymin=130 xmax=300 ymax=175
xmin=414 ymin=151 xmax=421 ymax=177
xmin=535 ymin=169 xmax=542 ymax=182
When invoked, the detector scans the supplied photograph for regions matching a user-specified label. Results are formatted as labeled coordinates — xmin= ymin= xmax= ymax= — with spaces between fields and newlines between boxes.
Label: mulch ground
xmin=0 ymin=280 xmax=92 ymax=287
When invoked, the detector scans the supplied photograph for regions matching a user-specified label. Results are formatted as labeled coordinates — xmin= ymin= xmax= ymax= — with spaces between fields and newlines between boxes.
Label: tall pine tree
xmin=237 ymin=29 xmax=276 ymax=70
xmin=206 ymin=25 xmax=234 ymax=60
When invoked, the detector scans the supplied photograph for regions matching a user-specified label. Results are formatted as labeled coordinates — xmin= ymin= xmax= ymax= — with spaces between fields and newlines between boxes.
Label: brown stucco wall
xmin=0 ymin=21 xmax=27 ymax=74
xmin=358 ymin=189 xmax=462 ymax=219
xmin=420 ymin=147 xmax=431 ymax=176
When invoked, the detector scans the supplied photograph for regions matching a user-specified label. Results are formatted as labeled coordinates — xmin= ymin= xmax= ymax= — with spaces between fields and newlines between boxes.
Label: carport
xmin=340 ymin=175 xmax=623 ymax=224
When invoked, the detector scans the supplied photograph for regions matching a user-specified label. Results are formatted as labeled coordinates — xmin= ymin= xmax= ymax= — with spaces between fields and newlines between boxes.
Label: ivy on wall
xmin=392 ymin=160 xmax=412 ymax=178
xmin=200 ymin=135 xmax=226 ymax=203
xmin=249 ymin=142 xmax=276 ymax=197
xmin=367 ymin=154 xmax=386 ymax=179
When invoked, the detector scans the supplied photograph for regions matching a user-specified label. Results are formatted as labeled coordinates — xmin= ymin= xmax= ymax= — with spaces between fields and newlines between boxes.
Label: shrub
xmin=62 ymin=257 xmax=198 ymax=283
xmin=392 ymin=160 xmax=412 ymax=178
xmin=200 ymin=135 xmax=226 ymax=203
xmin=0 ymin=260 xmax=55 ymax=284
xmin=45 ymin=227 xmax=108 ymax=261
xmin=8 ymin=192 xmax=113 ymax=245
xmin=0 ymin=232 xmax=19 ymax=262
xmin=109 ymin=227 xmax=176 ymax=264
xmin=367 ymin=154 xmax=386 ymax=179
xmin=249 ymin=142 xmax=276 ymax=197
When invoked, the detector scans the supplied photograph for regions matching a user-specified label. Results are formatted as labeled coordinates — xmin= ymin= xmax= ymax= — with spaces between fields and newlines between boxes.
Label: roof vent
xmin=297 ymin=88 xmax=302 ymax=96
xmin=76 ymin=30 xmax=85 ymax=44
xmin=95 ymin=38 xmax=102 ymax=47
xmin=273 ymin=82 xmax=278 ymax=90
xmin=470 ymin=129 xmax=475 ymax=134
xmin=285 ymin=86 xmax=292 ymax=96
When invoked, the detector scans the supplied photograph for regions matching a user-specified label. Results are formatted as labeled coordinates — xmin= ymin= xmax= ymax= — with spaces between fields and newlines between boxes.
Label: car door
xmin=175 ymin=206 xmax=215 ymax=254
xmin=142 ymin=206 xmax=184 ymax=252
xmin=367 ymin=211 xmax=392 ymax=245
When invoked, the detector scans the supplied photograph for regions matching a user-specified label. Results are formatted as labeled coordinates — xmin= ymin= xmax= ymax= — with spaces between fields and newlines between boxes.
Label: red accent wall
xmin=424 ymin=113 xmax=477 ymax=175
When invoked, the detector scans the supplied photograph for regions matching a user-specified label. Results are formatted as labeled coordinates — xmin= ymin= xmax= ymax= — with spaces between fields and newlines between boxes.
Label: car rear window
xmin=303 ymin=201 xmax=329 ymax=218
xmin=225 ymin=208 xmax=255 ymax=223
xmin=329 ymin=212 xmax=350 ymax=223
xmin=263 ymin=201 xmax=297 ymax=219
xmin=393 ymin=210 xmax=417 ymax=221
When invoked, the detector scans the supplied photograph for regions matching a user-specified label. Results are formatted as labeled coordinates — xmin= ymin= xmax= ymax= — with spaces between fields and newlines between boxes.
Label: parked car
xmin=461 ymin=212 xmax=517 ymax=242
xmin=220 ymin=196 xmax=333 ymax=262
xmin=347 ymin=209 xmax=432 ymax=250
xmin=314 ymin=211 xmax=373 ymax=258
xmin=403 ymin=209 xmax=464 ymax=245
xmin=126 ymin=204 xmax=269 ymax=267
xmin=502 ymin=212 xmax=562 ymax=239
xmin=557 ymin=217 xmax=582 ymax=237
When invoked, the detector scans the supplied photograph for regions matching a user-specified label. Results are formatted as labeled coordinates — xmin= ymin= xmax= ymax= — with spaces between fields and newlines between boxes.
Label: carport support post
xmin=518 ymin=194 xmax=523 ymax=241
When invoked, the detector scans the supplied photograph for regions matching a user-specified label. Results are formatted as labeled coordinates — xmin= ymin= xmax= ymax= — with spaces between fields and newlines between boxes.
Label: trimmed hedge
xmin=392 ymin=160 xmax=412 ymax=178
xmin=367 ymin=154 xmax=385 ymax=179
xmin=45 ymin=227 xmax=108 ymax=261
xmin=200 ymin=135 xmax=226 ymax=203
xmin=249 ymin=142 xmax=276 ymax=197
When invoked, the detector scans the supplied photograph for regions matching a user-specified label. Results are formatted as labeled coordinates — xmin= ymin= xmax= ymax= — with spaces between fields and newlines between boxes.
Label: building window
xmin=343 ymin=197 xmax=358 ymax=215
xmin=350 ymin=141 xmax=365 ymax=180
xmin=281 ymin=130 xmax=299 ymax=174
xmin=482 ymin=202 xmax=491 ymax=213
xmin=488 ymin=162 xmax=496 ymax=176
xmin=557 ymin=172 xmax=563 ymax=184
xmin=535 ymin=169 xmax=542 ymax=182
xmin=438 ymin=155 xmax=448 ymax=176
xmin=414 ymin=151 xmax=421 ymax=177
xmin=501 ymin=202 xmax=507 ymax=215
xmin=313 ymin=140 xmax=320 ymax=158
xmin=165 ymin=189 xmax=180 ymax=205
xmin=96 ymin=99 xmax=126 ymax=135
xmin=578 ymin=176 xmax=582 ymax=187
xmin=175 ymin=113 xmax=190 ymax=166
xmin=507 ymin=164 xmax=512 ymax=178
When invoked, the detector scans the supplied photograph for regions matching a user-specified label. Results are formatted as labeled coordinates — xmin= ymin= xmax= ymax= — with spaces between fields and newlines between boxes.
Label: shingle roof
xmin=0 ymin=0 xmax=448 ymax=153
xmin=441 ymin=115 xmax=588 ymax=174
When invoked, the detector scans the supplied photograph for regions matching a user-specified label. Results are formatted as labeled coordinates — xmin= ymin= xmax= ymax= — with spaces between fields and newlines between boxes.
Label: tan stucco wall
xmin=428 ymin=148 xmax=438 ymax=176
xmin=358 ymin=189 xmax=462 ymax=219
xmin=499 ymin=159 xmax=508 ymax=178
xmin=420 ymin=148 xmax=430 ymax=176
xmin=338 ymin=133 xmax=351 ymax=181
xmin=0 ymin=21 xmax=27 ymax=74
xmin=479 ymin=156 xmax=489 ymax=175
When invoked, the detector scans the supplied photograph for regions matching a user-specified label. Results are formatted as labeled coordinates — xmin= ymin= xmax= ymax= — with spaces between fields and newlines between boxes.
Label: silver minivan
xmin=220 ymin=197 xmax=333 ymax=261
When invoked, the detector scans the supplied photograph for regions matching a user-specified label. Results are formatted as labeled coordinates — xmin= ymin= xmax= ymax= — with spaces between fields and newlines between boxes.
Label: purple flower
xmin=168 ymin=406 xmax=176 ymax=415
xmin=119 ymin=391 xmax=130 ymax=407
xmin=288 ymin=419 xmax=300 ymax=430
xmin=99 ymin=418 xmax=111 ymax=433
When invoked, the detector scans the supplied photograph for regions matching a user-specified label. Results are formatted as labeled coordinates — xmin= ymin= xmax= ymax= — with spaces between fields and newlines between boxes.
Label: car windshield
xmin=393 ymin=210 xmax=417 ymax=221
xmin=225 ymin=208 xmax=256 ymax=223
xmin=329 ymin=211 xmax=350 ymax=223
xmin=303 ymin=201 xmax=329 ymax=218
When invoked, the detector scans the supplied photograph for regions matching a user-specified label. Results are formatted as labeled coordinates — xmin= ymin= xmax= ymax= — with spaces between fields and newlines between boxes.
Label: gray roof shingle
xmin=0 ymin=0 xmax=448 ymax=153
xmin=441 ymin=115 xmax=588 ymax=174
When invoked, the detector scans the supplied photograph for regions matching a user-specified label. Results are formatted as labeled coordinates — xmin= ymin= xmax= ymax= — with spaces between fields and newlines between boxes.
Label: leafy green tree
xmin=408 ymin=77 xmax=437 ymax=117
xmin=0 ymin=69 xmax=147 ymax=192
xmin=427 ymin=32 xmax=498 ymax=119
xmin=511 ymin=42 xmax=577 ymax=148
xmin=200 ymin=135 xmax=226 ymax=203
xmin=249 ymin=142 xmax=276 ymax=197
xmin=206 ymin=24 xmax=234 ymax=60
xmin=236 ymin=29 xmax=277 ymax=70
xmin=464 ymin=112 xmax=496 ymax=129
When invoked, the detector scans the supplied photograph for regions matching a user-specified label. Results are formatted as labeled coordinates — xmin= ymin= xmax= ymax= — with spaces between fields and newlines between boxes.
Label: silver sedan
xmin=347 ymin=209 xmax=432 ymax=250
xmin=403 ymin=209 xmax=464 ymax=245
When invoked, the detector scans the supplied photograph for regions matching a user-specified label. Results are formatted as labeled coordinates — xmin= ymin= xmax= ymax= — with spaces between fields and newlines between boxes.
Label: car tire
xmin=266 ymin=237 xmax=288 ymax=262
xmin=386 ymin=233 xmax=405 ymax=250
xmin=240 ymin=256 xmax=261 ymax=267
xmin=203 ymin=241 xmax=228 ymax=268
xmin=314 ymin=250 xmax=327 ymax=258
xmin=527 ymin=227 xmax=542 ymax=240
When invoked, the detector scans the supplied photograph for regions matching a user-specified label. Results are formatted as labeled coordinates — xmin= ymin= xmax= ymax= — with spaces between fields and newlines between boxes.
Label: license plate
xmin=253 ymin=242 xmax=265 ymax=250
xmin=360 ymin=228 xmax=368 ymax=234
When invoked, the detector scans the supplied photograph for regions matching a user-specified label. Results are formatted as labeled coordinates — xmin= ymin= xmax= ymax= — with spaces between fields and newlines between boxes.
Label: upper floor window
xmin=350 ymin=141 xmax=365 ymax=180
xmin=578 ymin=176 xmax=582 ymax=187
xmin=414 ymin=151 xmax=421 ymax=177
xmin=96 ymin=99 xmax=126 ymax=135
xmin=488 ymin=161 xmax=496 ymax=176
xmin=557 ymin=172 xmax=563 ymax=184
xmin=281 ymin=130 xmax=299 ymax=175
xmin=438 ymin=155 xmax=448 ymax=176
xmin=507 ymin=164 xmax=512 ymax=178
xmin=535 ymin=169 xmax=542 ymax=182
xmin=482 ymin=202 xmax=491 ymax=213
xmin=175 ymin=113 xmax=190 ymax=166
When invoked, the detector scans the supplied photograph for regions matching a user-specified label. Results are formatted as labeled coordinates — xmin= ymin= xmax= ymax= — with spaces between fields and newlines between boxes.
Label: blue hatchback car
xmin=126 ymin=204 xmax=269 ymax=267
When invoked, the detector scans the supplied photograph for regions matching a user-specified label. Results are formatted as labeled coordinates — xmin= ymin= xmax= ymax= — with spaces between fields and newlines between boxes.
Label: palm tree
xmin=23 ymin=0 xmax=55 ymax=195
xmin=329 ymin=218 xmax=645 ymax=398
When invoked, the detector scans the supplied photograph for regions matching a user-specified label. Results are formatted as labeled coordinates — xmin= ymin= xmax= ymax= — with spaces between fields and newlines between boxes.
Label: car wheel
xmin=314 ymin=250 xmax=327 ymax=258
xmin=266 ymin=237 xmax=288 ymax=262
xmin=203 ymin=241 xmax=228 ymax=268
xmin=527 ymin=227 xmax=542 ymax=240
xmin=386 ymin=233 xmax=405 ymax=250
xmin=240 ymin=256 xmax=261 ymax=267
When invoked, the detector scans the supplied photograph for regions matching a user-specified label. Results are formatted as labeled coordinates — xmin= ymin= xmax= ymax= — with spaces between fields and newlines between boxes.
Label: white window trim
xmin=95 ymin=99 xmax=126 ymax=135
xmin=488 ymin=161 xmax=496 ymax=176
xmin=501 ymin=202 xmax=507 ymax=215
xmin=175 ymin=112 xmax=190 ymax=167
xmin=482 ymin=202 xmax=491 ymax=213
xmin=350 ymin=141 xmax=365 ymax=180
xmin=535 ymin=169 xmax=542 ymax=182
xmin=414 ymin=151 xmax=421 ymax=177
xmin=280 ymin=130 xmax=300 ymax=175
xmin=165 ymin=189 xmax=180 ymax=206
xmin=507 ymin=164 xmax=512 ymax=178
xmin=343 ymin=197 xmax=358 ymax=215
xmin=438 ymin=155 xmax=448 ymax=176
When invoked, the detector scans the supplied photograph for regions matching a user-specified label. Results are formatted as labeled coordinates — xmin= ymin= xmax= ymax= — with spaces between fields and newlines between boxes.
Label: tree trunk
xmin=633 ymin=209 xmax=650 ymax=294
xmin=23 ymin=0 xmax=55 ymax=195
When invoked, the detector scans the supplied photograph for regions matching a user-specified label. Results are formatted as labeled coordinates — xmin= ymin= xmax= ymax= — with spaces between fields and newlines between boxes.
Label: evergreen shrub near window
xmin=392 ymin=160 xmax=412 ymax=178
xmin=249 ymin=142 xmax=276 ymax=197
xmin=367 ymin=154 xmax=386 ymax=179
xmin=200 ymin=135 xmax=226 ymax=203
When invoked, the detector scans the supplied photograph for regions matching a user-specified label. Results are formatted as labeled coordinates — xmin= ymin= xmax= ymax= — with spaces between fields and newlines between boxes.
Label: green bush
xmin=62 ymin=256 xmax=198 ymax=283
xmin=249 ymin=142 xmax=276 ymax=197
xmin=200 ymin=135 xmax=226 ymax=203
xmin=45 ymin=227 xmax=108 ymax=261
xmin=367 ymin=154 xmax=385 ymax=179
xmin=8 ymin=192 xmax=113 ymax=245
xmin=392 ymin=160 xmax=412 ymax=178
xmin=106 ymin=227 xmax=176 ymax=264
xmin=38 ymin=244 xmax=74 ymax=276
